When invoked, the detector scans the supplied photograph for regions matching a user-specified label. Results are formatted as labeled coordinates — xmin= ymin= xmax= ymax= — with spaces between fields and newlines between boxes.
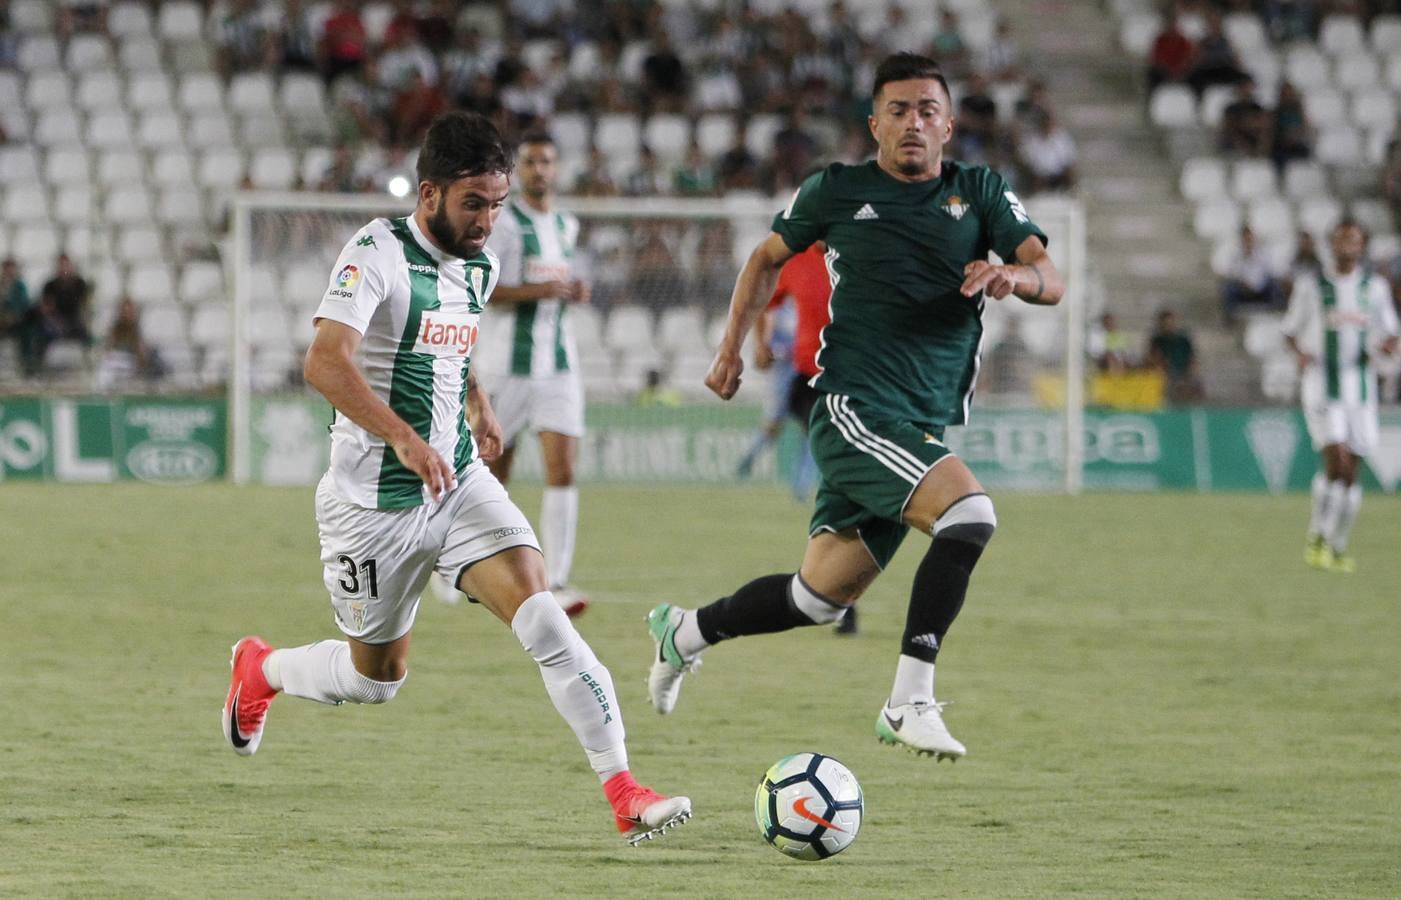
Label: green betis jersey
xmin=772 ymin=160 xmax=1047 ymax=428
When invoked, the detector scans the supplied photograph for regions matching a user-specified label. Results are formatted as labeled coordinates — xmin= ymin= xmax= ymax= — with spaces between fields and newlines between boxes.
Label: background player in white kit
xmin=1282 ymin=219 xmax=1399 ymax=574
xmin=221 ymin=112 xmax=690 ymax=845
xmin=437 ymin=131 xmax=590 ymax=616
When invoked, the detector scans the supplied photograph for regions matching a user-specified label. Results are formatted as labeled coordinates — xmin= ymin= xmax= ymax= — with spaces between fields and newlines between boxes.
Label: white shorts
xmin=492 ymin=371 xmax=585 ymax=446
xmin=314 ymin=462 xmax=541 ymax=643
xmin=1303 ymin=400 xmax=1378 ymax=456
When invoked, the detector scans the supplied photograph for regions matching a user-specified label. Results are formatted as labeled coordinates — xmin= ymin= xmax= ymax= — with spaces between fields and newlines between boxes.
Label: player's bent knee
xmin=789 ymin=574 xmax=850 ymax=624
xmin=932 ymin=493 xmax=997 ymax=547
xmin=345 ymin=668 xmax=405 ymax=704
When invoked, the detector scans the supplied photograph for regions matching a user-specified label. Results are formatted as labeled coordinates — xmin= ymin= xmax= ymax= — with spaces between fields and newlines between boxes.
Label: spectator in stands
xmin=693 ymin=222 xmax=738 ymax=313
xmin=328 ymin=58 xmax=389 ymax=146
xmin=378 ymin=20 xmax=438 ymax=94
xmin=1019 ymin=111 xmax=1078 ymax=193
xmin=317 ymin=144 xmax=368 ymax=193
xmin=1287 ymin=229 xmax=1322 ymax=291
xmin=643 ymin=29 xmax=688 ymax=114
xmin=0 ymin=0 xmax=18 ymax=69
xmin=388 ymin=69 xmax=448 ymax=147
xmin=770 ymin=107 xmax=820 ymax=193
xmin=931 ymin=10 xmax=972 ymax=80
xmin=499 ymin=66 xmax=554 ymax=132
xmin=952 ymin=78 xmax=1005 ymax=169
xmin=629 ymin=225 xmax=686 ymax=314
xmin=441 ymin=28 xmax=500 ymax=103
xmin=717 ymin=121 xmax=760 ymax=192
xmin=1270 ymin=81 xmax=1313 ymax=170
xmin=211 ymin=0 xmax=271 ymax=78
xmin=1087 ymin=311 xmax=1135 ymax=373
xmin=1383 ymin=138 xmax=1401 ymax=224
xmin=0 ymin=256 xmax=39 ymax=375
xmin=1016 ymin=78 xmax=1054 ymax=128
xmin=1220 ymin=225 xmax=1283 ymax=323
xmin=56 ymin=0 xmax=107 ymax=41
xmin=1261 ymin=0 xmax=1316 ymax=43
xmin=1147 ymin=308 xmax=1204 ymax=402
xmin=1148 ymin=12 xmax=1196 ymax=92
xmin=1219 ymin=77 xmax=1272 ymax=158
xmin=96 ymin=297 xmax=165 ymax=390
xmin=318 ymin=0 xmax=369 ymax=86
xmin=273 ymin=0 xmax=319 ymax=73
xmin=416 ymin=0 xmax=457 ymax=56
xmin=574 ymin=145 xmax=619 ymax=197
xmin=40 ymin=254 xmax=92 ymax=348
xmin=623 ymin=145 xmax=669 ymax=197
xmin=1188 ymin=12 xmax=1246 ymax=97
xmin=673 ymin=139 xmax=718 ymax=197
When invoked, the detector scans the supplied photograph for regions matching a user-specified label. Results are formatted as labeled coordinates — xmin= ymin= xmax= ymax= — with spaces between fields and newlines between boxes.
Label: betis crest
xmin=942 ymin=195 xmax=969 ymax=220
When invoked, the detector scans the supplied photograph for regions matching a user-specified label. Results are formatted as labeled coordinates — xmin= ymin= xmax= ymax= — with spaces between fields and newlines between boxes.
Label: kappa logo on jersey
xmin=853 ymin=203 xmax=879 ymax=220
xmin=328 ymin=265 xmax=360 ymax=298
xmin=414 ymin=310 xmax=481 ymax=357
xmin=1004 ymin=190 xmax=1029 ymax=224
xmin=941 ymin=196 xmax=969 ymax=221
xmin=355 ymin=234 xmax=377 ymax=249
xmin=408 ymin=262 xmax=437 ymax=277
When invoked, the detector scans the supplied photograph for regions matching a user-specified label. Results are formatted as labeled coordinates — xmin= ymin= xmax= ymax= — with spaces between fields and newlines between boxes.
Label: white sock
xmin=540 ymin=486 xmax=578 ymax=590
xmin=264 ymin=640 xmax=404 ymax=705
xmin=511 ymin=592 xmax=628 ymax=782
xmin=673 ymin=610 xmax=710 ymax=659
xmin=1306 ymin=472 xmax=1331 ymax=539
xmin=1331 ymin=483 xmax=1363 ymax=551
xmin=1321 ymin=479 xmax=1350 ymax=549
xmin=889 ymin=654 xmax=935 ymax=707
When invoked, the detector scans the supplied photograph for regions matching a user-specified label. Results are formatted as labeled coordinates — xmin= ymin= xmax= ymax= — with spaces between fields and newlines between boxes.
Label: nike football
xmin=754 ymin=752 xmax=863 ymax=860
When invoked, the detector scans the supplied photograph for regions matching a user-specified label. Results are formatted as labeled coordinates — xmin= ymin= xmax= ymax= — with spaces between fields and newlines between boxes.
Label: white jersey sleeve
xmin=1370 ymin=277 xmax=1399 ymax=338
xmin=313 ymin=219 xmax=399 ymax=335
xmin=487 ymin=212 xmax=524 ymax=287
xmin=1280 ymin=276 xmax=1318 ymax=348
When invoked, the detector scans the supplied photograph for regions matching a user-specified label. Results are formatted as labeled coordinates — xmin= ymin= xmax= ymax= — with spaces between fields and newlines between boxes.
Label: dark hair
xmin=416 ymin=111 xmax=513 ymax=185
xmin=1333 ymin=217 xmax=1367 ymax=239
xmin=872 ymin=52 xmax=951 ymax=103
xmin=518 ymin=130 xmax=555 ymax=148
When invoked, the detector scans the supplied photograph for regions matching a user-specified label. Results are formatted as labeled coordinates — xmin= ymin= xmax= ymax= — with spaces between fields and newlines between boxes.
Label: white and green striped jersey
xmin=485 ymin=199 xmax=580 ymax=376
xmin=312 ymin=215 xmax=499 ymax=510
xmin=1282 ymin=266 xmax=1398 ymax=405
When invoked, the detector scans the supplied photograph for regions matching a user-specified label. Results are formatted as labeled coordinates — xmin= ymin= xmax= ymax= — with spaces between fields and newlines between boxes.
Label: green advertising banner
xmin=0 ymin=397 xmax=225 ymax=483
xmin=5 ymin=396 xmax=1399 ymax=492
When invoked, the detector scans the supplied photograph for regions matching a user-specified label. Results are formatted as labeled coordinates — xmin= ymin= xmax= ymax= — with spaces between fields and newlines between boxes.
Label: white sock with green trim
xmin=1307 ymin=472 xmax=1331 ymax=539
xmin=540 ymin=486 xmax=578 ymax=590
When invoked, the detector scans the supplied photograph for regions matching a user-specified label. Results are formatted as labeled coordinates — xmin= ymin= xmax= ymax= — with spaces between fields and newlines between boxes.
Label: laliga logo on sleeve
xmin=414 ymin=311 xmax=480 ymax=357
xmin=328 ymin=265 xmax=360 ymax=298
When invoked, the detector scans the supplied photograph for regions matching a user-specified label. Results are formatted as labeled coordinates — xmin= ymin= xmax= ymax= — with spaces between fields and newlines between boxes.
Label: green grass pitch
xmin=2 ymin=483 xmax=1399 ymax=897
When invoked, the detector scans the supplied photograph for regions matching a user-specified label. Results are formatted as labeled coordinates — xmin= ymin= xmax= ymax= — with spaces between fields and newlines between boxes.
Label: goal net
xmin=228 ymin=192 xmax=1085 ymax=490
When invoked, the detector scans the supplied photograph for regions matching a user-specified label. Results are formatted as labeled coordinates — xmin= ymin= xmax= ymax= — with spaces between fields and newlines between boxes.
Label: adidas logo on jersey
xmin=853 ymin=203 xmax=879 ymax=220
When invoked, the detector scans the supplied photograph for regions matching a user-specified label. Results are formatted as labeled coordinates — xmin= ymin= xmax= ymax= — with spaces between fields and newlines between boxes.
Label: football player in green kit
xmin=646 ymin=53 xmax=1065 ymax=760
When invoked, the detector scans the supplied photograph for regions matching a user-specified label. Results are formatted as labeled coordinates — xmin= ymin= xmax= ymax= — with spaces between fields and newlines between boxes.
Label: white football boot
xmin=646 ymin=603 xmax=701 ymax=714
xmin=875 ymin=698 xmax=966 ymax=761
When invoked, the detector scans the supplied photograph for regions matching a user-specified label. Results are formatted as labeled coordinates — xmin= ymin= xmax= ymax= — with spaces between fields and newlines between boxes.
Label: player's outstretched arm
xmin=706 ymin=233 xmax=795 ymax=399
xmin=960 ymin=235 xmax=1065 ymax=305
xmin=304 ymin=317 xmax=455 ymax=500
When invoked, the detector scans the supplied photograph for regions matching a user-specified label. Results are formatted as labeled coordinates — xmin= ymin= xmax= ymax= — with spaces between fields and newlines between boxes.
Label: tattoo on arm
xmin=1023 ymin=263 xmax=1045 ymax=301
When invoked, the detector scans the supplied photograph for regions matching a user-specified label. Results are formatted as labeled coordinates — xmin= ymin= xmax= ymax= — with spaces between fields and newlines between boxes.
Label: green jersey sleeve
xmin=771 ymin=167 xmax=831 ymax=252
xmin=976 ymin=168 xmax=1048 ymax=262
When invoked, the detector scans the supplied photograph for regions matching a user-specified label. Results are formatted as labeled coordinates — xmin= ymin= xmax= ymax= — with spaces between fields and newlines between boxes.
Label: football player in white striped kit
xmin=1283 ymin=219 xmax=1399 ymax=573
xmin=221 ymin=113 xmax=690 ymax=845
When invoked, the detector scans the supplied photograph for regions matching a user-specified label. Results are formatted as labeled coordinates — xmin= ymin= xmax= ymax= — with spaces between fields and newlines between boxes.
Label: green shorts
xmin=807 ymin=393 xmax=954 ymax=569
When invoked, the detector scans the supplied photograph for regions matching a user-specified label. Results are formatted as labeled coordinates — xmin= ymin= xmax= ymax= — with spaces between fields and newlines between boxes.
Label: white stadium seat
xmin=158 ymin=1 xmax=204 ymax=42
xmin=103 ymin=185 xmax=155 ymax=226
xmin=137 ymin=111 xmax=185 ymax=149
xmin=249 ymin=307 xmax=292 ymax=349
xmin=1243 ymin=315 xmax=1285 ymax=359
xmin=1198 ymin=84 xmax=1238 ymax=128
xmin=52 ymin=186 xmax=95 ymax=226
xmin=1315 ymin=126 xmax=1363 ymax=165
xmin=45 ymin=148 xmax=92 ymax=186
xmin=3 ymin=185 xmax=50 ymax=226
xmin=1333 ymin=54 xmax=1380 ymax=91
xmin=1247 ymin=197 xmax=1294 ymax=243
xmin=12 ymin=224 xmax=60 ymax=268
xmin=0 ymin=71 xmax=20 ymax=111
xmin=745 ymin=113 xmax=783 ymax=157
xmin=156 ymin=188 xmax=206 ymax=227
xmin=118 ymin=36 xmax=165 ymax=73
xmin=113 ymin=224 xmax=165 ymax=263
xmin=66 ymin=34 xmax=113 ymax=72
xmin=151 ymin=148 xmax=197 ymax=188
xmin=1148 ymin=85 xmax=1196 ymax=128
xmin=0 ymin=146 xmax=41 ymax=186
xmin=98 ymin=149 xmax=147 ymax=186
xmin=657 ymin=305 xmax=706 ymax=350
xmin=279 ymin=73 xmax=326 ymax=115
xmin=187 ymin=113 xmax=236 ymax=150
xmin=1319 ymin=14 xmax=1366 ymax=56
xmin=696 ymin=112 xmax=737 ymax=158
xmin=1230 ymin=160 xmax=1278 ymax=202
xmin=179 ymin=261 xmax=225 ymax=305
xmin=1179 ymin=157 xmax=1227 ymax=202
xmin=196 ymin=149 xmax=246 ymax=190
xmin=594 ymin=113 xmax=642 ymax=160
xmin=88 ymin=111 xmax=137 ymax=150
xmin=33 ymin=109 xmax=82 ymax=146
xmin=109 ymin=1 xmax=154 ymax=38
xmin=139 ymin=303 xmax=188 ymax=345
xmin=1372 ymin=15 xmax=1401 ymax=54
xmin=1118 ymin=11 xmax=1160 ymax=58
xmin=1302 ymin=88 xmax=1347 ymax=127
xmin=236 ymin=114 xmax=288 ymax=147
xmin=1223 ymin=13 xmax=1268 ymax=53
xmin=1350 ymin=88 xmax=1396 ymax=131
xmin=604 ymin=306 xmax=655 ymax=352
xmin=282 ymin=262 xmax=328 ymax=306
xmin=1284 ymin=46 xmax=1329 ymax=87
xmin=178 ymin=73 xmax=224 ymax=114
xmin=17 ymin=35 xmax=61 ymax=70
xmin=228 ymin=72 xmax=277 ymax=115
xmin=76 ymin=72 xmax=123 ymax=111
xmin=25 ymin=71 xmax=72 ymax=108
xmin=1350 ymin=199 xmax=1393 ymax=234
xmin=248 ymin=148 xmax=297 ymax=190
xmin=1238 ymin=46 xmax=1282 ymax=90
xmin=643 ymin=114 xmax=692 ymax=163
xmin=189 ymin=305 xmax=230 ymax=350
xmin=1193 ymin=198 xmax=1242 ymax=241
xmin=246 ymin=265 xmax=281 ymax=309
xmin=127 ymin=73 xmax=176 ymax=113
xmin=551 ymin=112 xmax=591 ymax=155
xmin=9 ymin=0 xmax=52 ymax=32
xmin=569 ymin=305 xmax=604 ymax=352
xmin=1282 ymin=161 xmax=1328 ymax=199
xmin=1296 ymin=196 xmax=1343 ymax=236
xmin=126 ymin=263 xmax=177 ymax=305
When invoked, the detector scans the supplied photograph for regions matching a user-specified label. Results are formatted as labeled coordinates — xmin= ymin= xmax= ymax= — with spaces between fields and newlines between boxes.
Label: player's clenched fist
xmin=960 ymin=260 xmax=1019 ymax=300
xmin=705 ymin=348 xmax=744 ymax=400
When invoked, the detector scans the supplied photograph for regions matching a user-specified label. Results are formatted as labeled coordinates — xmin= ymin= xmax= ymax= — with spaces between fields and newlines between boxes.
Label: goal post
xmin=227 ymin=191 xmax=1087 ymax=491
